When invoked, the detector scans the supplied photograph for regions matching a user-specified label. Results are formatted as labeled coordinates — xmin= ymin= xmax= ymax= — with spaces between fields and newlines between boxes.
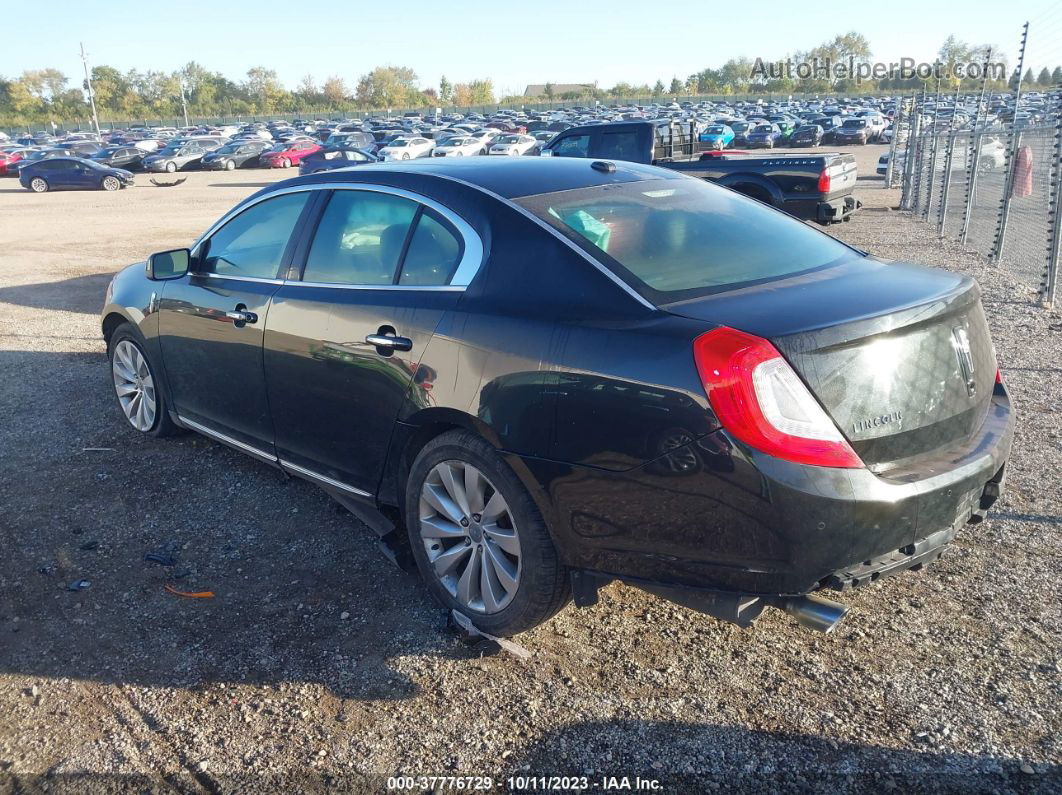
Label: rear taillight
xmin=693 ymin=327 xmax=863 ymax=469
xmin=817 ymin=168 xmax=831 ymax=194
xmin=995 ymin=368 xmax=1003 ymax=385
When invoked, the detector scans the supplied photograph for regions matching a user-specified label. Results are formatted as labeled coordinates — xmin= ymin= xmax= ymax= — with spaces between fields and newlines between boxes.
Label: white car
xmin=465 ymin=129 xmax=501 ymax=147
xmin=489 ymin=134 xmax=539 ymax=156
xmin=432 ymin=136 xmax=487 ymax=157
xmin=378 ymin=136 xmax=434 ymax=161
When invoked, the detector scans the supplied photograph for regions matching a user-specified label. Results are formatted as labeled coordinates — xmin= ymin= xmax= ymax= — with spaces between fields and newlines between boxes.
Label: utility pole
xmin=179 ymin=80 xmax=190 ymax=128
xmin=79 ymin=42 xmax=101 ymax=138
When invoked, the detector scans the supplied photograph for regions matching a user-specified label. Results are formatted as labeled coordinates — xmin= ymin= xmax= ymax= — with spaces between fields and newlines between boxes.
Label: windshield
xmin=157 ymin=146 xmax=180 ymax=156
xmin=753 ymin=125 xmax=773 ymax=133
xmin=705 ymin=126 xmax=726 ymax=134
xmin=216 ymin=144 xmax=241 ymax=154
xmin=843 ymin=119 xmax=867 ymax=129
xmin=498 ymin=135 xmax=521 ymax=144
xmin=515 ymin=178 xmax=854 ymax=302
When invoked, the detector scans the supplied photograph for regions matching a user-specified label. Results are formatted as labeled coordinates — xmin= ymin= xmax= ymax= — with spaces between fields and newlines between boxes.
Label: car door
xmin=264 ymin=185 xmax=478 ymax=497
xmin=157 ymin=190 xmax=315 ymax=453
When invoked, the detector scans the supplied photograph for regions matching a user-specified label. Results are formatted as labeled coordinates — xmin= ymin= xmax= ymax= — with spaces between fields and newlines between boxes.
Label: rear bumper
xmin=516 ymin=387 xmax=1013 ymax=600
xmin=784 ymin=194 xmax=860 ymax=224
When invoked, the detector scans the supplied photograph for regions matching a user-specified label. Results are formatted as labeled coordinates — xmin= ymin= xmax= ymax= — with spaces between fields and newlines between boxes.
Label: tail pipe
xmin=779 ymin=593 xmax=849 ymax=633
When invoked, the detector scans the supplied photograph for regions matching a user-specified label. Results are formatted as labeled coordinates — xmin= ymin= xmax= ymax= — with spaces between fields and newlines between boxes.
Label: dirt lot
xmin=0 ymin=146 xmax=1059 ymax=794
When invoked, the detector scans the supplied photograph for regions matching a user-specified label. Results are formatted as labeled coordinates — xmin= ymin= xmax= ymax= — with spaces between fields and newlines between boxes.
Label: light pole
xmin=79 ymin=42 xmax=101 ymax=137
xmin=179 ymin=80 xmax=190 ymax=128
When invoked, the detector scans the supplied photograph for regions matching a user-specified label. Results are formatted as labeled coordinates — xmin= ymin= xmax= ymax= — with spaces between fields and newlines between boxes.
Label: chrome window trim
xmin=279 ymin=458 xmax=372 ymax=498
xmin=190 ymin=181 xmax=484 ymax=289
xmin=179 ymin=415 xmax=278 ymax=463
xmin=193 ymin=272 xmax=284 ymax=286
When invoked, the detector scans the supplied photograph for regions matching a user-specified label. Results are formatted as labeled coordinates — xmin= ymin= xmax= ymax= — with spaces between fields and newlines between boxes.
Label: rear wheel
xmin=405 ymin=430 xmax=570 ymax=636
xmin=108 ymin=324 xmax=180 ymax=437
xmin=29 ymin=177 xmax=49 ymax=193
xmin=101 ymin=176 xmax=120 ymax=191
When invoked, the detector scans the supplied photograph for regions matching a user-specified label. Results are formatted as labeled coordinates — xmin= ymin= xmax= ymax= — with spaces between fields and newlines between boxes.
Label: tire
xmin=107 ymin=323 xmax=181 ymax=438
xmin=282 ymin=158 xmax=291 ymax=168
xmin=405 ymin=429 xmax=570 ymax=636
xmin=225 ymin=159 xmax=236 ymax=170
xmin=165 ymin=161 xmax=177 ymax=173
xmin=402 ymin=152 xmax=410 ymax=160
xmin=29 ymin=177 xmax=49 ymax=193
xmin=101 ymin=176 xmax=120 ymax=192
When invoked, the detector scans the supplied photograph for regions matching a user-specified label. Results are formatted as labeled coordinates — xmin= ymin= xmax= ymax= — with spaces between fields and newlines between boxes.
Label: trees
xmin=1054 ymin=66 xmax=1062 ymax=84
xmin=355 ymin=65 xmax=421 ymax=108
xmin=652 ymin=80 xmax=664 ymax=96
xmin=322 ymin=76 xmax=348 ymax=106
xmin=668 ymin=78 xmax=683 ymax=95
xmin=439 ymin=75 xmax=452 ymax=103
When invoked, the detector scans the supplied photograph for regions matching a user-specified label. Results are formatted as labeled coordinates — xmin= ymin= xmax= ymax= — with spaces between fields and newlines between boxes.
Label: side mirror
xmin=146 ymin=248 xmax=190 ymax=281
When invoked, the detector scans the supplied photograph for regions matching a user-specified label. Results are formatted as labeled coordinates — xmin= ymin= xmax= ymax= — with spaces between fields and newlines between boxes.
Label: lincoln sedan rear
xmin=101 ymin=158 xmax=1013 ymax=636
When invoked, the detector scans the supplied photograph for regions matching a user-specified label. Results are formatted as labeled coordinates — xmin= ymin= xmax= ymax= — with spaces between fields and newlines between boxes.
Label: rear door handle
xmin=366 ymin=333 xmax=412 ymax=352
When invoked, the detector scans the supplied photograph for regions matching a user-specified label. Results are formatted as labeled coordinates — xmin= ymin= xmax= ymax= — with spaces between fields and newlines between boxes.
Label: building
xmin=523 ymin=83 xmax=596 ymax=98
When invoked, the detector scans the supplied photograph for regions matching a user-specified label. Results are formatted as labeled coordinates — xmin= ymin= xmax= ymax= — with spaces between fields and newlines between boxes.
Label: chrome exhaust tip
xmin=782 ymin=594 xmax=849 ymax=633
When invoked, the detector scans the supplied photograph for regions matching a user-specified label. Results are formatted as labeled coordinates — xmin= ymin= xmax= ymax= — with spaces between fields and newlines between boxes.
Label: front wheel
xmin=165 ymin=161 xmax=177 ymax=173
xmin=29 ymin=177 xmax=49 ymax=193
xmin=225 ymin=159 xmax=236 ymax=170
xmin=108 ymin=325 xmax=180 ymax=437
xmin=282 ymin=158 xmax=291 ymax=168
xmin=101 ymin=176 xmax=121 ymax=191
xmin=405 ymin=430 xmax=570 ymax=636
xmin=402 ymin=152 xmax=410 ymax=160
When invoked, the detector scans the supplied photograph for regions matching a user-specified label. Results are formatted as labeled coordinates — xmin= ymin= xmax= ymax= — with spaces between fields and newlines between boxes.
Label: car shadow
xmin=502 ymin=719 xmax=1060 ymax=791
xmin=0 ymin=272 xmax=117 ymax=315
xmin=0 ymin=349 xmax=474 ymax=702
xmin=207 ymin=182 xmax=274 ymax=189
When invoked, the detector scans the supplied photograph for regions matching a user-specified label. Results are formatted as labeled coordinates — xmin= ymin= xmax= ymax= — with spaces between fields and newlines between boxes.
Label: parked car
xmin=89 ymin=146 xmax=148 ymax=170
xmin=0 ymin=148 xmax=32 ymax=175
xmin=57 ymin=140 xmax=105 ymax=158
xmin=297 ymin=146 xmax=378 ymax=175
xmin=378 ymin=136 xmax=434 ymax=161
xmin=259 ymin=140 xmax=322 ymax=169
xmin=432 ymin=136 xmax=487 ymax=157
xmin=834 ymin=118 xmax=872 ymax=145
xmin=7 ymin=147 xmax=73 ymax=176
xmin=143 ymin=141 xmax=219 ymax=173
xmin=201 ymin=140 xmax=271 ymax=170
xmin=101 ymin=157 xmax=1013 ymax=636
xmin=488 ymin=134 xmax=539 ymax=156
xmin=20 ymin=156 xmax=134 ymax=192
xmin=698 ymin=124 xmax=735 ymax=150
xmin=789 ymin=124 xmax=824 ymax=147
xmin=745 ymin=123 xmax=783 ymax=149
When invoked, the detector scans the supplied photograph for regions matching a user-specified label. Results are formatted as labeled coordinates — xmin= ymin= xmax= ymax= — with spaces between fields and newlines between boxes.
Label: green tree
xmin=355 ymin=65 xmax=420 ymax=108
xmin=244 ymin=66 xmax=285 ymax=111
xmin=439 ymin=75 xmax=452 ymax=103
xmin=543 ymin=82 xmax=555 ymax=100
xmin=1053 ymin=66 xmax=1062 ymax=84
xmin=1023 ymin=67 xmax=1034 ymax=86
xmin=322 ymin=76 xmax=348 ymax=105
xmin=668 ymin=77 xmax=682 ymax=94
xmin=652 ymin=79 xmax=664 ymax=96
xmin=1038 ymin=67 xmax=1051 ymax=85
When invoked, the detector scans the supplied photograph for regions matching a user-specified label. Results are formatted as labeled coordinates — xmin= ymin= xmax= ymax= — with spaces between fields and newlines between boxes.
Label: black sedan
xmin=201 ymin=140 xmax=270 ymax=170
xmin=21 ymin=156 xmax=134 ymax=192
xmin=789 ymin=124 xmax=823 ymax=147
xmin=89 ymin=146 xmax=148 ymax=170
xmin=101 ymin=158 xmax=1013 ymax=636
xmin=298 ymin=145 xmax=378 ymax=175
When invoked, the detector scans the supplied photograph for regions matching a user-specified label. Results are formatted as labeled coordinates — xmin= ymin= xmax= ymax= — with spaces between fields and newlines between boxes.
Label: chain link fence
xmin=900 ymin=103 xmax=1062 ymax=309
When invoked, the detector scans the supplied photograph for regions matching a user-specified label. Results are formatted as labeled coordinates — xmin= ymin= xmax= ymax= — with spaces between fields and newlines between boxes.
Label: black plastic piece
xmin=571 ymin=570 xmax=603 ymax=607
xmin=590 ymin=160 xmax=617 ymax=174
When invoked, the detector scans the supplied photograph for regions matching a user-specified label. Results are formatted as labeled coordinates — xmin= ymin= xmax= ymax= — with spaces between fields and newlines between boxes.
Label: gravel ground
xmin=0 ymin=148 xmax=1059 ymax=794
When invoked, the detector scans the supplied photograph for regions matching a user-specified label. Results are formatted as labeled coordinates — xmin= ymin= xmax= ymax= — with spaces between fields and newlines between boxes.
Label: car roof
xmin=270 ymin=156 xmax=675 ymax=200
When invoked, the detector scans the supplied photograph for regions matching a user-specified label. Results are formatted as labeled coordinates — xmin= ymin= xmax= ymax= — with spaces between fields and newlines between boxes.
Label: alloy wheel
xmin=419 ymin=460 xmax=521 ymax=613
xmin=30 ymin=177 xmax=48 ymax=193
xmin=102 ymin=176 xmax=120 ymax=191
xmin=111 ymin=339 xmax=157 ymax=432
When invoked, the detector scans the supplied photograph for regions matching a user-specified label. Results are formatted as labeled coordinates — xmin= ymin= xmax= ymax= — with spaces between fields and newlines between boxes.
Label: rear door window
xmin=302 ymin=190 xmax=418 ymax=285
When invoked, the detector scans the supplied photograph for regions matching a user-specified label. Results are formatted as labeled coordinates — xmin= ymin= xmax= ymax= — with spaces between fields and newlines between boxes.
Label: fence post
xmin=990 ymin=127 xmax=1023 ymax=263
xmin=885 ymin=98 xmax=902 ymax=188
xmin=1041 ymin=93 xmax=1062 ymax=308
xmin=901 ymin=97 xmax=922 ymax=210
xmin=937 ymin=129 xmax=957 ymax=236
xmin=922 ymin=81 xmax=943 ymax=221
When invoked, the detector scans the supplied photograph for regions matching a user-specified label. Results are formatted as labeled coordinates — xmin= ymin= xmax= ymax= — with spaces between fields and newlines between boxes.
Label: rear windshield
xmin=515 ymin=178 xmax=856 ymax=302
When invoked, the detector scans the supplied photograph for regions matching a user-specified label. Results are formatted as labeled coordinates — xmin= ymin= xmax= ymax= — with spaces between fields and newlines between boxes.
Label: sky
xmin=5 ymin=0 xmax=1061 ymax=97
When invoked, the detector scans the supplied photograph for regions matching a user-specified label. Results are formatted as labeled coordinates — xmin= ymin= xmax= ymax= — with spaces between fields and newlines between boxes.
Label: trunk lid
xmin=665 ymin=258 xmax=997 ymax=469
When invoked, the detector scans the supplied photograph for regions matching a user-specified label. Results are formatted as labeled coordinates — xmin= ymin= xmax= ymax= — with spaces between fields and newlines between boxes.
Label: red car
xmin=259 ymin=140 xmax=321 ymax=168
xmin=0 ymin=148 xmax=32 ymax=176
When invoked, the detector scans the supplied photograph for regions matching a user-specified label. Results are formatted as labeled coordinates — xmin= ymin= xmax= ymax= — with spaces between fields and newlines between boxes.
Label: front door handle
xmin=225 ymin=308 xmax=258 ymax=325
xmin=366 ymin=333 xmax=412 ymax=352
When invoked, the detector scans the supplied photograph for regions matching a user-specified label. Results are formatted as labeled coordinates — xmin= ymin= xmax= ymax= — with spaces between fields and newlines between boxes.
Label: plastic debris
xmin=451 ymin=610 xmax=531 ymax=660
xmin=164 ymin=584 xmax=214 ymax=598
xmin=145 ymin=552 xmax=177 ymax=566
xmin=65 ymin=580 xmax=91 ymax=591
xmin=81 ymin=448 xmax=114 ymax=452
